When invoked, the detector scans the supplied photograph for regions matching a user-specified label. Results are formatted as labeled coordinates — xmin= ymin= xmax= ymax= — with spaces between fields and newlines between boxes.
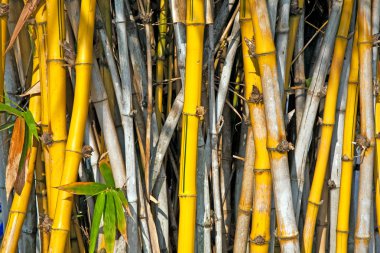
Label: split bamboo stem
xmin=46 ymin=0 xmax=67 ymax=218
xmin=249 ymin=0 xmax=300 ymax=251
xmin=0 ymin=38 xmax=41 ymax=253
xmin=290 ymin=0 xmax=343 ymax=222
xmin=48 ymin=0 xmax=96 ymax=250
xmin=336 ymin=26 xmax=359 ymax=253
xmin=302 ymin=1 xmax=354 ymax=251
xmin=177 ymin=0 xmax=204 ymax=250
xmin=354 ymin=0 xmax=375 ymax=251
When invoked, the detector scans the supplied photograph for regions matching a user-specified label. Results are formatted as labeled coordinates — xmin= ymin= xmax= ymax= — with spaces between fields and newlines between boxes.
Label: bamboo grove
xmin=0 ymin=0 xmax=380 ymax=252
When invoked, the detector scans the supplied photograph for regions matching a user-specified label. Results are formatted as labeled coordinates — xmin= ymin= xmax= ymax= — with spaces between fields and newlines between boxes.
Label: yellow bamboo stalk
xmin=249 ymin=0 xmax=300 ymax=251
xmin=48 ymin=0 xmax=96 ymax=250
xmin=239 ymin=1 xmax=272 ymax=251
xmin=0 ymin=36 xmax=41 ymax=252
xmin=46 ymin=0 xmax=67 ymax=218
xmin=35 ymin=148 xmax=50 ymax=253
xmin=302 ymin=1 xmax=354 ymax=251
xmin=155 ymin=0 xmax=167 ymax=131
xmin=283 ymin=0 xmax=304 ymax=103
xmin=375 ymin=33 xmax=380 ymax=241
xmin=335 ymin=26 xmax=359 ymax=253
xmin=0 ymin=0 xmax=7 ymax=102
xmin=177 ymin=0 xmax=204 ymax=251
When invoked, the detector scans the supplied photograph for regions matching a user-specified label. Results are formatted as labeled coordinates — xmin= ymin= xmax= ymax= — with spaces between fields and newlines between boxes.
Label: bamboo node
xmin=82 ymin=145 xmax=94 ymax=158
xmin=41 ymin=132 xmax=53 ymax=146
xmin=341 ymin=154 xmax=353 ymax=161
xmin=0 ymin=3 xmax=9 ymax=17
xmin=60 ymin=41 xmax=76 ymax=67
xmin=290 ymin=1 xmax=303 ymax=16
xmin=373 ymin=80 xmax=380 ymax=96
xmin=249 ymin=85 xmax=263 ymax=104
xmin=39 ymin=214 xmax=53 ymax=233
xmin=375 ymin=133 xmax=380 ymax=139
xmin=251 ymin=235 xmax=267 ymax=245
xmin=327 ymin=179 xmax=336 ymax=189
xmin=196 ymin=106 xmax=205 ymax=120
xmin=271 ymin=140 xmax=294 ymax=153
xmin=244 ymin=37 xmax=256 ymax=58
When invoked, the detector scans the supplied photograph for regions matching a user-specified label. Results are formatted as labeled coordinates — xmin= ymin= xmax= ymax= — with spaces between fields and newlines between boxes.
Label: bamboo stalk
xmin=233 ymin=126 xmax=255 ymax=253
xmin=354 ymin=0 xmax=375 ymax=251
xmin=249 ymin=0 xmax=300 ymax=251
xmin=46 ymin=0 xmax=67 ymax=218
xmin=290 ymin=0 xmax=343 ymax=222
xmin=336 ymin=26 xmax=359 ymax=253
xmin=177 ymin=0 xmax=204 ymax=250
xmin=48 ymin=0 xmax=96 ymax=250
xmin=113 ymin=0 xmax=138 ymax=249
xmin=275 ymin=0 xmax=290 ymax=101
xmin=328 ymin=19 xmax=354 ymax=251
xmin=0 ymin=39 xmax=41 ymax=252
xmin=267 ymin=0 xmax=278 ymax=36
xmin=302 ymin=1 xmax=353 ymax=251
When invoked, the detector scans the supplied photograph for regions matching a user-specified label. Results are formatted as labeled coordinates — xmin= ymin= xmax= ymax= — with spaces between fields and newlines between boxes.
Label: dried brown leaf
xmin=5 ymin=117 xmax=25 ymax=199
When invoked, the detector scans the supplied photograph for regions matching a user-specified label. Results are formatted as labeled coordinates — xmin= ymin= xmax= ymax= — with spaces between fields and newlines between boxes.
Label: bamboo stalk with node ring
xmin=48 ymin=0 xmax=96 ymax=250
xmin=354 ymin=0 xmax=375 ymax=251
xmin=249 ymin=0 xmax=300 ymax=251
xmin=177 ymin=0 xmax=205 ymax=251
xmin=302 ymin=0 xmax=354 ymax=252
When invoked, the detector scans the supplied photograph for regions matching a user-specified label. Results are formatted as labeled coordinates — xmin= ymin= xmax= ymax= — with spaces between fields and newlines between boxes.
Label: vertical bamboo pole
xmin=302 ymin=1 xmax=354 ymax=251
xmin=336 ymin=26 xmax=359 ymax=253
xmin=48 ymin=0 xmax=96 ymax=250
xmin=0 ymin=36 xmax=41 ymax=253
xmin=46 ymin=0 xmax=67 ymax=218
xmin=291 ymin=0 xmax=343 ymax=222
xmin=354 ymin=0 xmax=375 ymax=251
xmin=177 ymin=0 xmax=204 ymax=251
xmin=249 ymin=0 xmax=300 ymax=251
xmin=238 ymin=0 xmax=272 ymax=251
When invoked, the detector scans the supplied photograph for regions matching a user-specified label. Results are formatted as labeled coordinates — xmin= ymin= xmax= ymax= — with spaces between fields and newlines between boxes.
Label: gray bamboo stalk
xmin=233 ymin=127 xmax=255 ymax=253
xmin=290 ymin=0 xmax=343 ymax=221
xmin=354 ymin=1 xmax=375 ymax=251
xmin=221 ymin=107 xmax=232 ymax=245
xmin=196 ymin=129 xmax=206 ymax=253
xmin=315 ymin=180 xmax=328 ymax=253
xmin=349 ymin=169 xmax=360 ymax=252
xmin=276 ymin=0 xmax=291 ymax=100
xmin=18 ymin=182 xmax=36 ymax=253
xmin=267 ymin=0 xmax=279 ymax=36
xmin=113 ymin=1 xmax=139 ymax=250
xmin=84 ymin=120 xmax=100 ymax=182
xmin=209 ymin=16 xmax=224 ymax=253
xmin=150 ymin=0 xmax=186 ymax=191
xmin=293 ymin=11 xmax=305 ymax=133
xmin=328 ymin=20 xmax=354 ymax=252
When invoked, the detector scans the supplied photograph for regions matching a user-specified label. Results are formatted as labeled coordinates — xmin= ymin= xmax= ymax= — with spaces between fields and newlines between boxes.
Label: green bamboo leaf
xmin=23 ymin=110 xmax=38 ymax=140
xmin=104 ymin=192 xmax=116 ymax=253
xmin=0 ymin=121 xmax=14 ymax=132
xmin=111 ymin=190 xmax=127 ymax=242
xmin=89 ymin=192 xmax=106 ymax=253
xmin=99 ymin=160 xmax=115 ymax=188
xmin=58 ymin=182 xmax=108 ymax=196
xmin=0 ymin=103 xmax=24 ymax=118
xmin=116 ymin=189 xmax=130 ymax=214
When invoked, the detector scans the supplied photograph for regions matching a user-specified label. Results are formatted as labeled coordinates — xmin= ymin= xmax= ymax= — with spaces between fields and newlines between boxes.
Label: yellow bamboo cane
xmin=155 ymin=0 xmax=167 ymax=131
xmin=240 ymin=1 xmax=272 ymax=251
xmin=283 ymin=0 xmax=304 ymax=106
xmin=375 ymin=32 xmax=380 ymax=241
xmin=0 ymin=0 xmax=8 ymax=102
xmin=48 ymin=0 xmax=96 ymax=250
xmin=335 ymin=26 xmax=359 ymax=253
xmin=0 ymin=35 xmax=41 ymax=253
xmin=46 ymin=0 xmax=67 ymax=218
xmin=302 ymin=0 xmax=354 ymax=252
xmin=177 ymin=0 xmax=204 ymax=251
xmin=249 ymin=0 xmax=300 ymax=251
